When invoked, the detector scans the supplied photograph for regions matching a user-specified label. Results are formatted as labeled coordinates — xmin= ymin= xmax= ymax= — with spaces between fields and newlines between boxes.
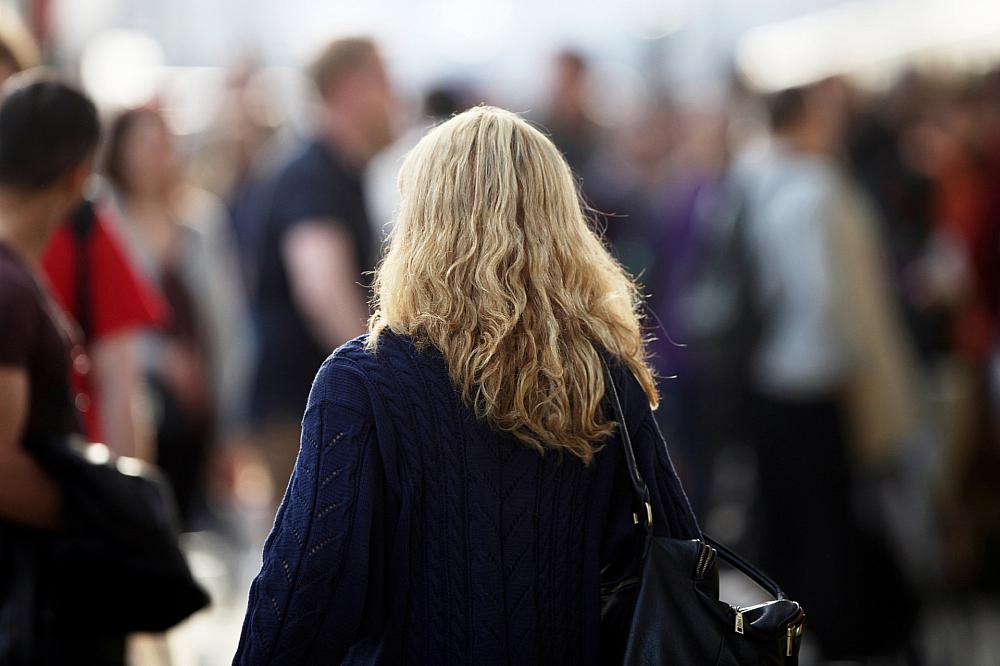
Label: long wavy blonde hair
xmin=367 ymin=105 xmax=657 ymax=463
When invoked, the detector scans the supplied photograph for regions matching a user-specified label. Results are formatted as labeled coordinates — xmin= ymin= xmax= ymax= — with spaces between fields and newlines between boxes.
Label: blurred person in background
xmin=645 ymin=105 xmax=729 ymax=517
xmin=730 ymin=80 xmax=919 ymax=660
xmin=102 ymin=106 xmax=252 ymax=527
xmin=851 ymin=73 xmax=1000 ymax=596
xmin=584 ymin=101 xmax=679 ymax=281
xmin=41 ymin=198 xmax=168 ymax=461
xmin=0 ymin=74 xmax=124 ymax=665
xmin=539 ymin=49 xmax=598 ymax=182
xmin=0 ymin=15 xmax=165 ymax=462
xmin=899 ymin=77 xmax=1000 ymax=593
xmin=846 ymin=72 xmax=946 ymax=365
xmin=538 ymin=50 xmax=646 ymax=265
xmin=234 ymin=105 xmax=701 ymax=665
xmin=190 ymin=57 xmax=288 ymax=290
xmin=248 ymin=36 xmax=394 ymax=495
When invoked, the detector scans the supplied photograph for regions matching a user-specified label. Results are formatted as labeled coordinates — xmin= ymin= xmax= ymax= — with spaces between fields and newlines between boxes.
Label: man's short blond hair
xmin=308 ymin=37 xmax=378 ymax=99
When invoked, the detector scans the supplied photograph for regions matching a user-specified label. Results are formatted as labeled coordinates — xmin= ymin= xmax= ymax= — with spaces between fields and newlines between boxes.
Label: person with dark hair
xmin=249 ymin=36 xmax=394 ymax=496
xmin=0 ymin=21 xmax=168 ymax=463
xmin=423 ymin=85 xmax=465 ymax=119
xmin=541 ymin=49 xmax=597 ymax=177
xmin=0 ymin=74 xmax=126 ymax=664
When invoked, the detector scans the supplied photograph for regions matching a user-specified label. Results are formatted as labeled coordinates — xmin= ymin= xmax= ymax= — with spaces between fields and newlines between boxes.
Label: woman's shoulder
xmin=601 ymin=352 xmax=657 ymax=432
xmin=308 ymin=331 xmax=426 ymax=409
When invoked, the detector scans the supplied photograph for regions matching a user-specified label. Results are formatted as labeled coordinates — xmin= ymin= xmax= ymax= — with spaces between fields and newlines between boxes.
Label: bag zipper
xmin=694 ymin=541 xmax=715 ymax=579
xmin=731 ymin=603 xmax=804 ymax=648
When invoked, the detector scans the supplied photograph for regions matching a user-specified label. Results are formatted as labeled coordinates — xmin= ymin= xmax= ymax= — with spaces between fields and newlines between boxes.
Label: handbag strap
xmin=601 ymin=357 xmax=787 ymax=600
xmin=601 ymin=358 xmax=653 ymax=531
xmin=702 ymin=534 xmax=786 ymax=600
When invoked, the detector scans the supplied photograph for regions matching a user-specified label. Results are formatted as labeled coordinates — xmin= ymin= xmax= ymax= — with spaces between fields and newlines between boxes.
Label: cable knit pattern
xmin=234 ymin=331 xmax=699 ymax=665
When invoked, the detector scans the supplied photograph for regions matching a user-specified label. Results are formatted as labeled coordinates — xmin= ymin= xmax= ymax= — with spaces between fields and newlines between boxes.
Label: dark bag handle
xmin=601 ymin=358 xmax=653 ymax=531
xmin=601 ymin=358 xmax=787 ymax=600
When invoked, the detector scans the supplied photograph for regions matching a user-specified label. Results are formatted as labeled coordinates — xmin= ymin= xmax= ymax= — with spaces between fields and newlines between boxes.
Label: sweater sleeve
xmin=234 ymin=356 xmax=384 ymax=664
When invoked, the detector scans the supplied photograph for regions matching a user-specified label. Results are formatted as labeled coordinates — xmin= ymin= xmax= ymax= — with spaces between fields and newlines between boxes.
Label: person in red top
xmin=41 ymin=199 xmax=167 ymax=459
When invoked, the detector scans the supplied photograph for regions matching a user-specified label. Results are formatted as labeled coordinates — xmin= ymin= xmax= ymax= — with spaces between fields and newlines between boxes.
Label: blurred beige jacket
xmin=829 ymin=176 xmax=919 ymax=470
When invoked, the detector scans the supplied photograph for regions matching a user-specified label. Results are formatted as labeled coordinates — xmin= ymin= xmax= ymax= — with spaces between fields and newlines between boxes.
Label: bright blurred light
xmin=737 ymin=0 xmax=1000 ymax=92
xmin=80 ymin=29 xmax=165 ymax=109
xmin=432 ymin=0 xmax=514 ymax=64
xmin=284 ymin=3 xmax=387 ymax=63
xmin=158 ymin=67 xmax=226 ymax=136
xmin=53 ymin=0 xmax=123 ymax=56
xmin=624 ymin=0 xmax=686 ymax=40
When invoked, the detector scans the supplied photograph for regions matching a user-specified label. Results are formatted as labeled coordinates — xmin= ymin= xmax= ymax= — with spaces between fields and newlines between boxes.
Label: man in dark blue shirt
xmin=249 ymin=37 xmax=394 ymax=492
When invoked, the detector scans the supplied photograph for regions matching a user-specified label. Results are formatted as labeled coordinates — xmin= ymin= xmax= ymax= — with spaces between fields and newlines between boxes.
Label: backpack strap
xmin=71 ymin=200 xmax=97 ymax=342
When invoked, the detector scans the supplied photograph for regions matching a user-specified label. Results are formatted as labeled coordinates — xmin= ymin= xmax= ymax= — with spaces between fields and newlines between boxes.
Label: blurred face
xmin=551 ymin=56 xmax=587 ymax=117
xmin=804 ymin=80 xmax=848 ymax=151
xmin=120 ymin=112 xmax=180 ymax=197
xmin=330 ymin=54 xmax=395 ymax=155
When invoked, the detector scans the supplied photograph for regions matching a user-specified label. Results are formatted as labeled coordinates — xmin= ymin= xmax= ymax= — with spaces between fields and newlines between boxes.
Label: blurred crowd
xmin=0 ymin=4 xmax=998 ymax=664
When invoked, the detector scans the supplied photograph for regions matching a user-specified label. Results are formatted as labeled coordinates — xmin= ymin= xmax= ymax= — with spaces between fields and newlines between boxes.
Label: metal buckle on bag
xmin=786 ymin=620 xmax=804 ymax=656
xmin=632 ymin=502 xmax=653 ymax=527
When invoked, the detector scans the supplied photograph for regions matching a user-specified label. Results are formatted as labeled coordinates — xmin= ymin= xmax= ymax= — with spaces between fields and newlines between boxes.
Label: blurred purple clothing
xmin=648 ymin=176 xmax=722 ymax=379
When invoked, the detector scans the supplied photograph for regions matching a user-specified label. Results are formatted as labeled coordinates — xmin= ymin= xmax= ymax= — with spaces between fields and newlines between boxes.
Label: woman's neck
xmin=120 ymin=191 xmax=179 ymax=235
xmin=122 ymin=186 xmax=173 ymax=211
xmin=120 ymin=189 xmax=183 ymax=263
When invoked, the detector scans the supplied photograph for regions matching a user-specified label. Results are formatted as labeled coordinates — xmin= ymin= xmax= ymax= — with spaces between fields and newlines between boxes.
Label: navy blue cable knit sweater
xmin=234 ymin=331 xmax=699 ymax=664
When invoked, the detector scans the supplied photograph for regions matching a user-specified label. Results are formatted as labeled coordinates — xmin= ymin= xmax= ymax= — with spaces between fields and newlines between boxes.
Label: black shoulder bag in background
xmin=599 ymin=360 xmax=805 ymax=665
xmin=28 ymin=434 xmax=210 ymax=633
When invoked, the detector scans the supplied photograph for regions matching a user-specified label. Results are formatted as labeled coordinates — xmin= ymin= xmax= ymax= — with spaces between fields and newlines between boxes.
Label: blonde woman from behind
xmin=235 ymin=106 xmax=700 ymax=665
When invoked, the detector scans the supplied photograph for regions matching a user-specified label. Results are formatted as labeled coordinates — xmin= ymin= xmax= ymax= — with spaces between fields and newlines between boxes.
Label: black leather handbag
xmin=27 ymin=433 xmax=210 ymax=633
xmin=599 ymin=361 xmax=805 ymax=665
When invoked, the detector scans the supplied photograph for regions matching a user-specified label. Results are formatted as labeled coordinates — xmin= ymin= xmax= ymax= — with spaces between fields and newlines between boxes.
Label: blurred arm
xmin=0 ymin=366 xmax=61 ymax=529
xmin=283 ymin=221 xmax=368 ymax=350
xmin=90 ymin=331 xmax=150 ymax=460
xmin=196 ymin=207 xmax=254 ymax=436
